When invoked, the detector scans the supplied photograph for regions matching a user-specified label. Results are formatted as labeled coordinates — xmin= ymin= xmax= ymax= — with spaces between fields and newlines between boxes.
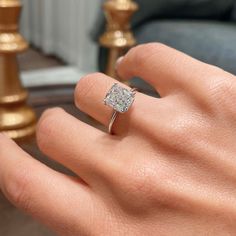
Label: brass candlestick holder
xmin=0 ymin=0 xmax=36 ymax=139
xmin=99 ymin=0 xmax=138 ymax=80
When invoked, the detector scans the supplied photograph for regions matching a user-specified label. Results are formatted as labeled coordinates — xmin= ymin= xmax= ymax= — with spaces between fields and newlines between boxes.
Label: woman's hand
xmin=1 ymin=43 xmax=236 ymax=235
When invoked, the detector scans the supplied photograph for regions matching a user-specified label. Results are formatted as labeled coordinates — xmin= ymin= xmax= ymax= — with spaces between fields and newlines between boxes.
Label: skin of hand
xmin=1 ymin=43 xmax=236 ymax=236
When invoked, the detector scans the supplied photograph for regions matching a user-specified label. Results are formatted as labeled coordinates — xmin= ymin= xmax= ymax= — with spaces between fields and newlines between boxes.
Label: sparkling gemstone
xmin=104 ymin=83 xmax=136 ymax=113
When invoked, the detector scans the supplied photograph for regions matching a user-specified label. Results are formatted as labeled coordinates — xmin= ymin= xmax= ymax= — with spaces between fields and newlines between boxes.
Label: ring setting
xmin=104 ymin=83 xmax=136 ymax=134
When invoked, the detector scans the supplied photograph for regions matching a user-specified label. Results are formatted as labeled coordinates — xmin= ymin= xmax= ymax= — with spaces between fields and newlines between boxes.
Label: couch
xmin=96 ymin=0 xmax=236 ymax=82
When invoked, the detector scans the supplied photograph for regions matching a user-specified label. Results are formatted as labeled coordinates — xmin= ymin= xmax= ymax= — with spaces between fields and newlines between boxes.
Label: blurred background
xmin=1 ymin=0 xmax=236 ymax=235
xmin=19 ymin=0 xmax=100 ymax=86
xmin=19 ymin=0 xmax=236 ymax=87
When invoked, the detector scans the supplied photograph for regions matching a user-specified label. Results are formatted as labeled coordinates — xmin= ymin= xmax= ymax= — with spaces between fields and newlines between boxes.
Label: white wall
xmin=20 ymin=0 xmax=102 ymax=73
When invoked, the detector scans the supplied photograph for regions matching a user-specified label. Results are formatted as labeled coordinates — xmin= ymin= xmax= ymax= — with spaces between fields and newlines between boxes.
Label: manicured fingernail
xmin=115 ymin=56 xmax=124 ymax=71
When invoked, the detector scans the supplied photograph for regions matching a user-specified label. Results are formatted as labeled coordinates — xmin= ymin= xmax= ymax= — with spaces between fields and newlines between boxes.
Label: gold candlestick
xmin=99 ymin=0 xmax=138 ymax=80
xmin=0 ymin=0 xmax=36 ymax=139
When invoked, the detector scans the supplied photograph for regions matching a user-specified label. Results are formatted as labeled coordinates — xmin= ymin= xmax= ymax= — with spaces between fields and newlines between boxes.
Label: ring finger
xmin=74 ymin=73 xmax=159 ymax=135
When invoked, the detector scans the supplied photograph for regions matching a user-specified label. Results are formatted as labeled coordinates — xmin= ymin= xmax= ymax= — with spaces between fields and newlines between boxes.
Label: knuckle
xmin=206 ymin=64 xmax=228 ymax=76
xmin=207 ymin=77 xmax=236 ymax=113
xmin=3 ymin=167 xmax=33 ymax=211
xmin=127 ymin=166 xmax=156 ymax=197
xmin=117 ymin=160 xmax=182 ymax=211
xmin=111 ymin=155 xmax=194 ymax=212
xmin=162 ymin=115 xmax=198 ymax=150
xmin=168 ymin=123 xmax=188 ymax=142
xmin=127 ymin=43 xmax=167 ymax=70
xmin=129 ymin=42 xmax=166 ymax=56
xmin=142 ymin=42 xmax=167 ymax=52
xmin=119 ymin=162 xmax=158 ymax=202
xmin=39 ymin=107 xmax=64 ymax=123
xmin=37 ymin=107 xmax=63 ymax=151
xmin=75 ymin=72 xmax=104 ymax=109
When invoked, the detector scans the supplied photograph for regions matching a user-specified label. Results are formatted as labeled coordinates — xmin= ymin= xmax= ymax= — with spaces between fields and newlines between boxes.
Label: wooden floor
xmin=18 ymin=47 xmax=65 ymax=71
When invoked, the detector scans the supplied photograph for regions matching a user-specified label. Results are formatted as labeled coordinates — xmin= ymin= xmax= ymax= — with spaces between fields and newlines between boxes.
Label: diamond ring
xmin=104 ymin=83 xmax=137 ymax=134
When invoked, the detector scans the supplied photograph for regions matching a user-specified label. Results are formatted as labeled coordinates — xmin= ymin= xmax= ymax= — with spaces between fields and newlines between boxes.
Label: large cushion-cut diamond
xmin=104 ymin=83 xmax=136 ymax=113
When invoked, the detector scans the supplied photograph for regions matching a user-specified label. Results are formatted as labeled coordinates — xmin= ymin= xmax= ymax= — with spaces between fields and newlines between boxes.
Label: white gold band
xmin=108 ymin=111 xmax=119 ymax=134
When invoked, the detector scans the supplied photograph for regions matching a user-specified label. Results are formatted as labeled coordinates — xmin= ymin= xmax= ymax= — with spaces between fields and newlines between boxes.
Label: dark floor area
xmin=18 ymin=47 xmax=65 ymax=72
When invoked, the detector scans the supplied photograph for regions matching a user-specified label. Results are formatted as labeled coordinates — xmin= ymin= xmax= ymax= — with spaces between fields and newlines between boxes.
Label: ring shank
xmin=108 ymin=111 xmax=118 ymax=134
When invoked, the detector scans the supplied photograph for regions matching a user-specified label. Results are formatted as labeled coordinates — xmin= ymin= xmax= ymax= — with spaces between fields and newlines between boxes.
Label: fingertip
xmin=37 ymin=107 xmax=65 ymax=129
xmin=0 ymin=132 xmax=15 ymax=147
xmin=0 ymin=132 xmax=5 ymax=140
xmin=0 ymin=132 xmax=8 ymax=138
xmin=115 ymin=56 xmax=124 ymax=72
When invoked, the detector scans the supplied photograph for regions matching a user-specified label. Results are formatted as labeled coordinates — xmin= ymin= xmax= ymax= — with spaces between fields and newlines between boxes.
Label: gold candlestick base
xmin=100 ymin=0 xmax=138 ymax=81
xmin=1 ymin=107 xmax=36 ymax=139
xmin=0 ymin=0 xmax=36 ymax=139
